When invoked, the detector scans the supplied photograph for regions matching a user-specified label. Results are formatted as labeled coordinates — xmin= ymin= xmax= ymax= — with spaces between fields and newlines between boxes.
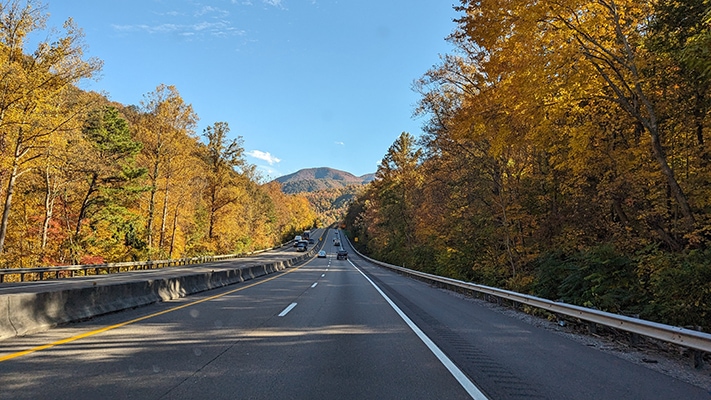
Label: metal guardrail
xmin=0 ymin=241 xmax=292 ymax=283
xmin=342 ymin=233 xmax=711 ymax=355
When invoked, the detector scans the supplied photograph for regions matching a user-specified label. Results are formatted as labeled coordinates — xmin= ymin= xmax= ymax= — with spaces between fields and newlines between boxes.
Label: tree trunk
xmin=0 ymin=127 xmax=28 ymax=254
xmin=41 ymin=170 xmax=52 ymax=250
xmin=169 ymin=204 xmax=179 ymax=259
xmin=646 ymin=122 xmax=695 ymax=226
xmin=209 ymin=186 xmax=217 ymax=240
xmin=0 ymin=160 xmax=19 ymax=254
xmin=159 ymin=181 xmax=169 ymax=251
xmin=75 ymin=173 xmax=98 ymax=238
xmin=146 ymin=160 xmax=160 ymax=250
xmin=40 ymin=164 xmax=55 ymax=259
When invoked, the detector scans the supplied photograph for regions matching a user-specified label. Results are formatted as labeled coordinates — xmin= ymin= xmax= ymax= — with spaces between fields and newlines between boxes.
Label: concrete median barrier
xmin=0 ymin=252 xmax=315 ymax=341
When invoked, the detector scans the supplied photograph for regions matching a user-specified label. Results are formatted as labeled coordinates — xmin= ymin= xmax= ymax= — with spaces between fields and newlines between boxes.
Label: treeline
xmin=344 ymin=1 xmax=711 ymax=330
xmin=0 ymin=0 xmax=316 ymax=268
xmin=303 ymin=185 xmax=362 ymax=226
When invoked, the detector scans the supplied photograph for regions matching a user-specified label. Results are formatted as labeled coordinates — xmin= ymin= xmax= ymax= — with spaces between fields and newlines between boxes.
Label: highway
xmin=0 ymin=229 xmax=709 ymax=399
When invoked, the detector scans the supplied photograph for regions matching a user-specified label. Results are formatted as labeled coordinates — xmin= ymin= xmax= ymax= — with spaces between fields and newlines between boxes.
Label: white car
xmin=317 ymin=250 xmax=327 ymax=258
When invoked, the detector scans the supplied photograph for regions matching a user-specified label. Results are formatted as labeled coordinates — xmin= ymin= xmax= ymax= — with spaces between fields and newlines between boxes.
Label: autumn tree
xmin=263 ymin=181 xmax=318 ymax=243
xmin=132 ymin=84 xmax=198 ymax=255
xmin=345 ymin=0 xmax=711 ymax=324
xmin=199 ymin=122 xmax=246 ymax=248
xmin=0 ymin=3 xmax=319 ymax=266
xmin=66 ymin=105 xmax=146 ymax=261
xmin=362 ymin=132 xmax=423 ymax=265
xmin=0 ymin=0 xmax=101 ymax=258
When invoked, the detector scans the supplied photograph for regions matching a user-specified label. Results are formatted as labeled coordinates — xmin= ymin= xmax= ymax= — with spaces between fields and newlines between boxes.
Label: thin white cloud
xmin=195 ymin=6 xmax=229 ymax=18
xmin=335 ymin=141 xmax=345 ymax=146
xmin=113 ymin=4 xmax=242 ymax=38
xmin=247 ymin=150 xmax=281 ymax=165
xmin=112 ymin=21 xmax=244 ymax=37
xmin=261 ymin=0 xmax=287 ymax=9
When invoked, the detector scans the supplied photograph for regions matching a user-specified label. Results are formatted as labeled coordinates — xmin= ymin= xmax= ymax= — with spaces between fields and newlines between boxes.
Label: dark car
xmin=336 ymin=250 xmax=348 ymax=260
xmin=296 ymin=243 xmax=307 ymax=252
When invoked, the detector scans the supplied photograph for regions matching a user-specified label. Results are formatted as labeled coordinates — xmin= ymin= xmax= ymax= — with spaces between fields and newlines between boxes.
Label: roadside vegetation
xmin=0 ymin=0 xmax=316 ymax=268
xmin=344 ymin=1 xmax=711 ymax=331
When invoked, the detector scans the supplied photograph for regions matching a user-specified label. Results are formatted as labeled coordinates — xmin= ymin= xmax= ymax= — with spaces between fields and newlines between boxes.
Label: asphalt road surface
xmin=0 ymin=229 xmax=709 ymax=399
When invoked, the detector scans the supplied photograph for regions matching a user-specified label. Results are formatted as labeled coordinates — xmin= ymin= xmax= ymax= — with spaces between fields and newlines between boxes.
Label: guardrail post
xmin=693 ymin=350 xmax=704 ymax=369
xmin=687 ymin=326 xmax=706 ymax=369
xmin=629 ymin=332 xmax=640 ymax=346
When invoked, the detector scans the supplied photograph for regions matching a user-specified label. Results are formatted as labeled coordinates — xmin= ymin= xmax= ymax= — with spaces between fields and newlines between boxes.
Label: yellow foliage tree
xmin=0 ymin=0 xmax=101 ymax=260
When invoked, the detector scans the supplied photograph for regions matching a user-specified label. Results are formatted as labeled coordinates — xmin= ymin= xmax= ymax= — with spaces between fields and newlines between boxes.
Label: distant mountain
xmin=274 ymin=167 xmax=374 ymax=194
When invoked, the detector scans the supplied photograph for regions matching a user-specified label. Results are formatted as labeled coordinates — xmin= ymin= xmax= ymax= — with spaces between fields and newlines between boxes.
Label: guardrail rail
xmin=342 ymin=231 xmax=711 ymax=367
xmin=0 ymin=239 xmax=299 ymax=283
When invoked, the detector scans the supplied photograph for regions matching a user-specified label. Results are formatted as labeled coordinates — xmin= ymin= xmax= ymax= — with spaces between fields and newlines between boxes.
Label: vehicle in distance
xmin=296 ymin=243 xmax=307 ymax=252
xmin=317 ymin=250 xmax=326 ymax=258
xmin=308 ymin=238 xmax=315 ymax=244
xmin=336 ymin=250 xmax=348 ymax=260
xmin=334 ymin=240 xmax=341 ymax=246
xmin=293 ymin=235 xmax=302 ymax=246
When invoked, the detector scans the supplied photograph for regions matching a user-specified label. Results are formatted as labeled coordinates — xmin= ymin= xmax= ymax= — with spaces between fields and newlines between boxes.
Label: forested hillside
xmin=303 ymin=185 xmax=362 ymax=226
xmin=272 ymin=168 xmax=369 ymax=225
xmin=0 ymin=1 xmax=316 ymax=268
xmin=345 ymin=1 xmax=711 ymax=331
xmin=275 ymin=167 xmax=372 ymax=194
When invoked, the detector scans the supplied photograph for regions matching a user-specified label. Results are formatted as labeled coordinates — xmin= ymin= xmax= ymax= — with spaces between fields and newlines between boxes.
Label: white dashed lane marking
xmin=278 ymin=302 xmax=298 ymax=317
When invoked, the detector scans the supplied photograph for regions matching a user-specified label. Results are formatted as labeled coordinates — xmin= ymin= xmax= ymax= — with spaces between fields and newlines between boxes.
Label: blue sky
xmin=40 ymin=0 xmax=458 ymax=179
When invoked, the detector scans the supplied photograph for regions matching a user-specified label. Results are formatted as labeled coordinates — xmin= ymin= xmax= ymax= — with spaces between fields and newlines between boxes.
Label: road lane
xmin=341 ymin=235 xmax=711 ymax=400
xmin=3 ymin=227 xmax=708 ymax=399
xmin=163 ymin=247 xmax=474 ymax=399
xmin=0 ymin=229 xmax=474 ymax=399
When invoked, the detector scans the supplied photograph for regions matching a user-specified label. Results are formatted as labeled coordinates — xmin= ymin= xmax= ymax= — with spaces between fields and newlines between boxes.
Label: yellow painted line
xmin=0 ymin=263 xmax=306 ymax=363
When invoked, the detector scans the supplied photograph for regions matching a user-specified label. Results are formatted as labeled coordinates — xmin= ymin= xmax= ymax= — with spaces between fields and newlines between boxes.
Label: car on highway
xmin=296 ymin=243 xmax=307 ymax=252
xmin=336 ymin=250 xmax=348 ymax=260
xmin=317 ymin=250 xmax=326 ymax=258
xmin=308 ymin=238 xmax=315 ymax=244
xmin=334 ymin=240 xmax=341 ymax=246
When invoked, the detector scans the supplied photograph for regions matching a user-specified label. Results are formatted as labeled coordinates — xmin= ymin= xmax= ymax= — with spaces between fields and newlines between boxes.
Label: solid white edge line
xmin=278 ymin=302 xmax=298 ymax=317
xmin=348 ymin=259 xmax=488 ymax=400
